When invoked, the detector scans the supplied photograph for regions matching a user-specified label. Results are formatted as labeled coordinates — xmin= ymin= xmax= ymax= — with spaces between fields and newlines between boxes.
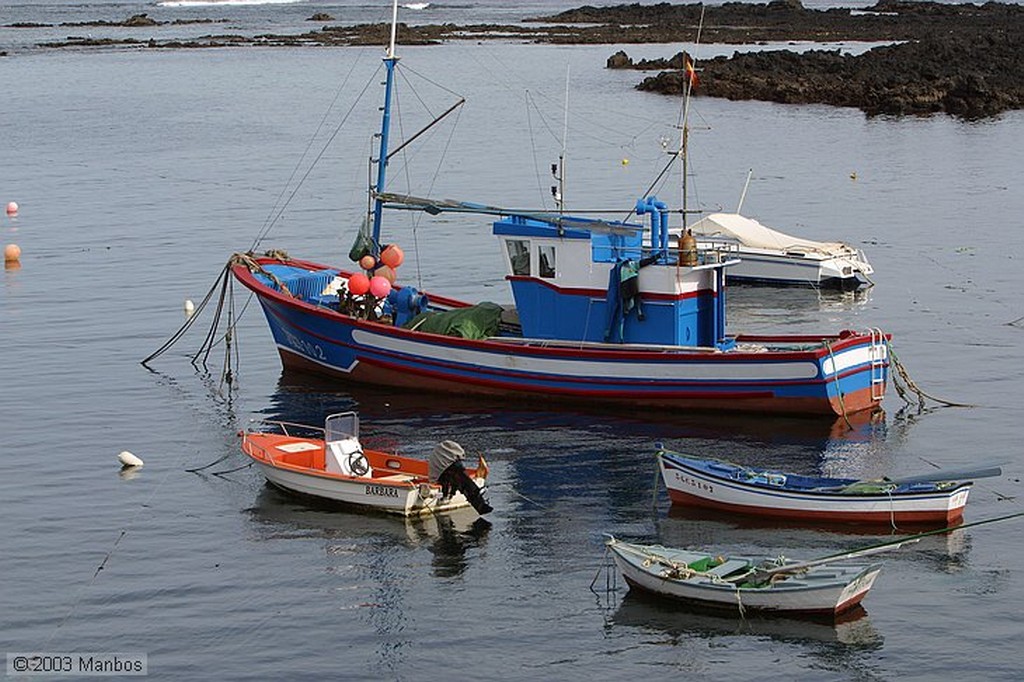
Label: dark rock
xmin=124 ymin=14 xmax=157 ymax=27
xmin=607 ymin=50 xmax=633 ymax=68
xmin=309 ymin=13 xmax=334 ymax=22
xmin=631 ymin=30 xmax=1024 ymax=119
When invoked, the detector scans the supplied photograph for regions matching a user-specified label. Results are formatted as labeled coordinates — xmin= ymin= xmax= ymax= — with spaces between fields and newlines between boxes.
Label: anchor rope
xmin=45 ymin=413 xmax=208 ymax=647
xmin=885 ymin=339 xmax=975 ymax=409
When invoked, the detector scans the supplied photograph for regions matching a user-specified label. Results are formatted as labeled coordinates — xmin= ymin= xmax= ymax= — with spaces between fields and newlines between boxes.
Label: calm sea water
xmin=3 ymin=2 xmax=1024 ymax=680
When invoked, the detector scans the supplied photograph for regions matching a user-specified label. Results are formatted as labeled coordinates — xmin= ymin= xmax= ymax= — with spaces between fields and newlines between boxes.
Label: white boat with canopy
xmin=685 ymin=212 xmax=874 ymax=290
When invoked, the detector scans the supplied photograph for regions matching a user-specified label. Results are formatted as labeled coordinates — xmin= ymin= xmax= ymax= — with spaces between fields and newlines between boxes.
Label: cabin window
xmin=538 ymin=244 xmax=556 ymax=279
xmin=506 ymin=239 xmax=530 ymax=276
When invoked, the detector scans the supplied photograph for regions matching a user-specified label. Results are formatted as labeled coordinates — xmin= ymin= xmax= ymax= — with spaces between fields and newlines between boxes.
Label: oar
xmin=739 ymin=509 xmax=1024 ymax=584
xmin=887 ymin=465 xmax=1002 ymax=485
xmin=740 ymin=538 xmax=920 ymax=584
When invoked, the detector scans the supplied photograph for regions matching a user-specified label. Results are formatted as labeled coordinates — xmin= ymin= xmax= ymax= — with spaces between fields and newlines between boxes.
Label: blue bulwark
xmin=492 ymin=216 xmax=589 ymax=239
xmin=591 ymin=231 xmax=642 ymax=263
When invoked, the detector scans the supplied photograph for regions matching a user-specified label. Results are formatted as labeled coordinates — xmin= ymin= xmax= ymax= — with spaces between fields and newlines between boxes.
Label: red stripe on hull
xmin=278 ymin=348 xmax=858 ymax=416
xmin=666 ymin=489 xmax=966 ymax=524
xmin=834 ymin=590 xmax=872 ymax=616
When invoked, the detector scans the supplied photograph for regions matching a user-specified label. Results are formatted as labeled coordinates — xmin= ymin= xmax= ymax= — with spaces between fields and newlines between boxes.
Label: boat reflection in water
xmin=269 ymin=370 xmax=889 ymax=459
xmin=246 ymin=485 xmax=491 ymax=580
xmin=659 ymin=506 xmax=970 ymax=575
xmin=609 ymin=590 xmax=883 ymax=648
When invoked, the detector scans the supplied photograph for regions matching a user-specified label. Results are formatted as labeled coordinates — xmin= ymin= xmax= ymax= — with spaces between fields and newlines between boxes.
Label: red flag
xmin=684 ymin=55 xmax=700 ymax=89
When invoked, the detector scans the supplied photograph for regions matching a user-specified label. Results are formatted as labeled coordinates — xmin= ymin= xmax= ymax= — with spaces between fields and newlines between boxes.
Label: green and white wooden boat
xmin=606 ymin=538 xmax=883 ymax=617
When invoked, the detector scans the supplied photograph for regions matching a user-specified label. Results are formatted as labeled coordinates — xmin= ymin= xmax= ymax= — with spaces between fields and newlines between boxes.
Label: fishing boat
xmin=605 ymin=537 xmax=883 ymax=617
xmin=228 ymin=0 xmax=892 ymax=418
xmin=240 ymin=411 xmax=491 ymax=517
xmin=685 ymin=212 xmax=874 ymax=290
xmin=658 ymin=449 xmax=986 ymax=524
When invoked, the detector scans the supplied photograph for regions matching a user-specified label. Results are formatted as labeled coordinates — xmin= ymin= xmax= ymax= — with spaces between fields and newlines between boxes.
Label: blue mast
xmin=370 ymin=0 xmax=400 ymax=245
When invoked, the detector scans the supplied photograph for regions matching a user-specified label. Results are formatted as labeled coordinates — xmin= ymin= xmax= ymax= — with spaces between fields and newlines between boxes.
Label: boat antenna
xmin=678 ymin=4 xmax=705 ymax=229
xmin=736 ymin=168 xmax=753 ymax=213
xmin=370 ymin=0 xmax=401 ymax=245
xmin=551 ymin=64 xmax=570 ymax=220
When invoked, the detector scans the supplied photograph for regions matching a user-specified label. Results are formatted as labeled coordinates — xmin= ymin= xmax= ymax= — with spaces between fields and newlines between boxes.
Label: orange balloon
xmin=359 ymin=254 xmax=377 ymax=271
xmin=380 ymin=244 xmax=404 ymax=268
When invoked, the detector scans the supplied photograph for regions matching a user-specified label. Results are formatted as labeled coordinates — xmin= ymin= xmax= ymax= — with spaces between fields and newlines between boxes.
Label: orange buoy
xmin=4 ymin=243 xmax=21 ymax=263
xmin=5 ymin=201 xmax=17 ymax=216
xmin=348 ymin=272 xmax=370 ymax=295
xmin=380 ymin=244 xmax=404 ymax=268
xmin=359 ymin=254 xmax=377 ymax=271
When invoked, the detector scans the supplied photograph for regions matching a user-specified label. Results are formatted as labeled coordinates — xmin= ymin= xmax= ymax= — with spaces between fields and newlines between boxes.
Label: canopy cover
xmin=688 ymin=212 xmax=858 ymax=258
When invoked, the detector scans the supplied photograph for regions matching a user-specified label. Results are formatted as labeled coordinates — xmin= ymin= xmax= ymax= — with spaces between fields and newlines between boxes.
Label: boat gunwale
xmin=659 ymin=450 xmax=973 ymax=501
xmin=241 ymin=431 xmax=442 ymax=489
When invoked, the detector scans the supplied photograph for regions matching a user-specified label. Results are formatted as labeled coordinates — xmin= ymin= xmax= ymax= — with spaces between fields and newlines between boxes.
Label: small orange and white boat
xmin=240 ymin=412 xmax=490 ymax=517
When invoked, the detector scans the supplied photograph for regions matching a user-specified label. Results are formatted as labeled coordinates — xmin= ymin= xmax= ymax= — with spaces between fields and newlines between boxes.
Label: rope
xmin=823 ymin=339 xmax=854 ymax=430
xmin=45 ymin=415 xmax=207 ymax=646
xmin=886 ymin=339 xmax=975 ymax=409
xmin=487 ymin=482 xmax=550 ymax=510
xmin=141 ymin=262 xmax=230 ymax=366
xmin=210 ymin=462 xmax=254 ymax=478
xmin=251 ymin=59 xmax=381 ymax=253
xmin=916 ymin=455 xmax=1016 ymax=503
xmin=651 ymin=453 xmax=662 ymax=509
xmin=613 ymin=541 xmax=755 ymax=586
xmin=887 ymin=487 xmax=898 ymax=532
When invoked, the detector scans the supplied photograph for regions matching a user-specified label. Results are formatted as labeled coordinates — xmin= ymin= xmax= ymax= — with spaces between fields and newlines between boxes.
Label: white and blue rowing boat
xmin=658 ymin=449 xmax=983 ymax=524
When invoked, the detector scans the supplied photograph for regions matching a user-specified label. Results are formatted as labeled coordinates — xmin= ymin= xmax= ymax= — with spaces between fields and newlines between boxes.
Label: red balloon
xmin=348 ymin=272 xmax=370 ymax=295
xmin=380 ymin=244 xmax=405 ymax=268
xmin=369 ymin=275 xmax=392 ymax=298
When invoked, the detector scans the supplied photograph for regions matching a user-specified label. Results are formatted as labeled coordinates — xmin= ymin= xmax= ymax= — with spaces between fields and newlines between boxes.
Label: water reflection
xmin=270 ymin=371 xmax=889 ymax=461
xmin=664 ymin=504 xmax=966 ymax=538
xmin=655 ymin=508 xmax=971 ymax=576
xmin=726 ymin=284 xmax=873 ymax=334
xmin=246 ymin=486 xmax=490 ymax=579
xmin=608 ymin=590 xmax=883 ymax=648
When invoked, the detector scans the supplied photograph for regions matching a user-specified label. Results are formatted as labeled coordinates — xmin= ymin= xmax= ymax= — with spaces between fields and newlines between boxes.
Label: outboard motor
xmin=428 ymin=440 xmax=492 ymax=515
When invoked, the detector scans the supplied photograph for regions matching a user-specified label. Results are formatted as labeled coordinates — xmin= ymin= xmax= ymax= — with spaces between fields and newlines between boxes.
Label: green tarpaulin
xmin=403 ymin=302 xmax=504 ymax=340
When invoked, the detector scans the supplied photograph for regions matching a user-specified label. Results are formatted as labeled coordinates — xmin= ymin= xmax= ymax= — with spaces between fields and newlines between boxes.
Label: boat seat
xmin=374 ymin=474 xmax=415 ymax=483
xmin=706 ymin=559 xmax=750 ymax=578
xmin=325 ymin=438 xmax=373 ymax=478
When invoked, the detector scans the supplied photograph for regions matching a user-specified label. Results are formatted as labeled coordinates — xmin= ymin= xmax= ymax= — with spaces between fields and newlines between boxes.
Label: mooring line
xmin=886 ymin=339 xmax=975 ymax=409
xmin=45 ymin=415 xmax=206 ymax=647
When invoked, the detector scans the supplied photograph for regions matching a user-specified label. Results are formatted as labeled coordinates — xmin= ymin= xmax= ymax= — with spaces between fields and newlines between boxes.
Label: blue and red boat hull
xmin=232 ymin=258 xmax=889 ymax=417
